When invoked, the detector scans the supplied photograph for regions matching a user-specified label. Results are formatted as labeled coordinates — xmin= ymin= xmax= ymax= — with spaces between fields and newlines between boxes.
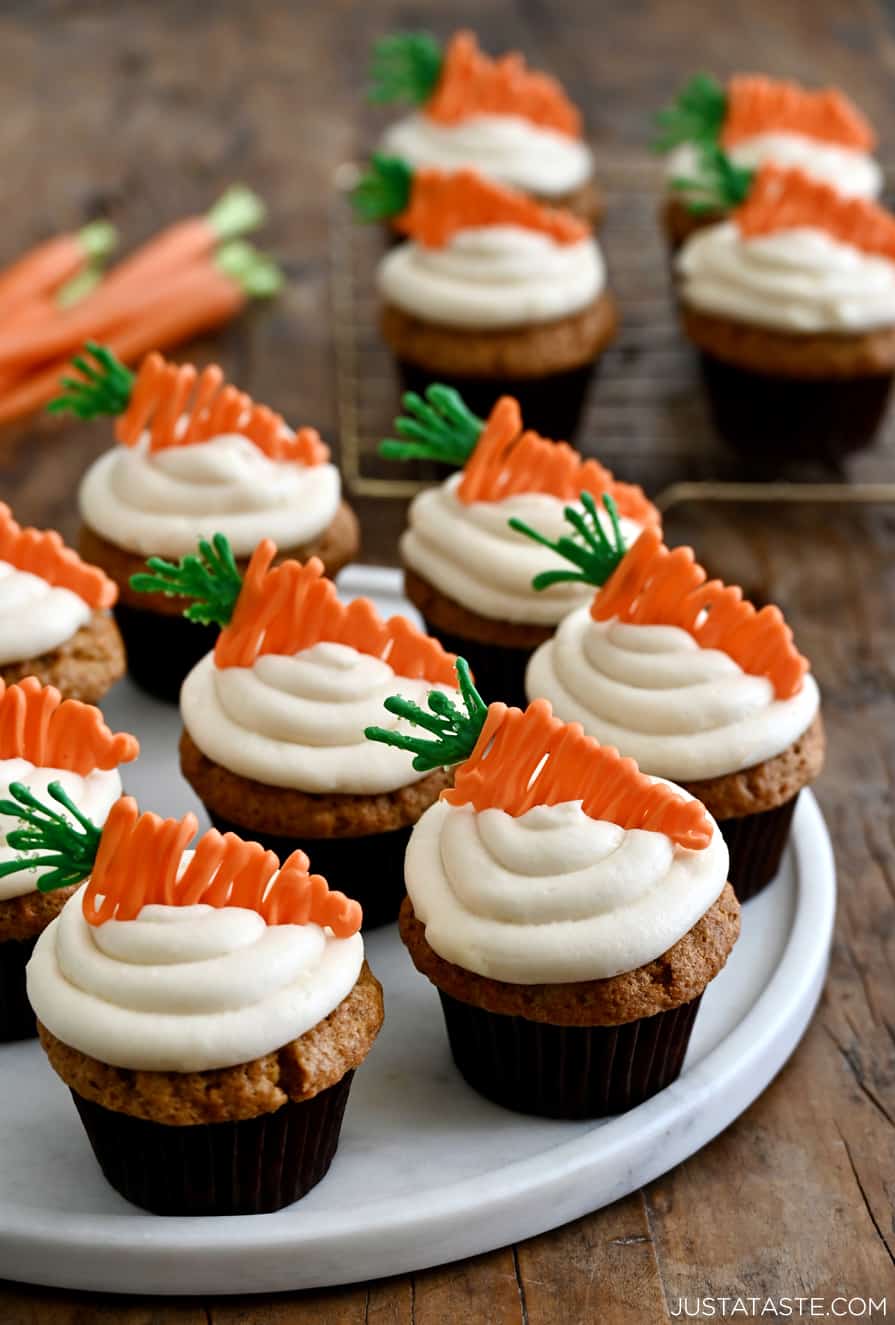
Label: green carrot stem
xmin=380 ymin=385 xmax=484 ymax=465
xmin=129 ymin=532 xmax=243 ymax=626
xmin=352 ymin=154 xmax=414 ymax=222
xmin=364 ymin=658 xmax=486 ymax=772
xmin=46 ymin=340 xmax=135 ymax=420
xmin=509 ymin=492 xmax=628 ymax=590
xmin=206 ymin=186 xmax=267 ymax=243
xmin=78 ymin=220 xmax=119 ymax=262
xmin=652 ymin=73 xmax=728 ymax=154
xmin=0 ymin=781 xmax=102 ymax=892
xmin=368 ymin=32 xmax=443 ymax=105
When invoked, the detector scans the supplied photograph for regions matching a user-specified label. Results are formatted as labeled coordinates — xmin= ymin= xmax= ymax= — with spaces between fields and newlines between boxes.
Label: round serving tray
xmin=0 ymin=566 xmax=836 ymax=1296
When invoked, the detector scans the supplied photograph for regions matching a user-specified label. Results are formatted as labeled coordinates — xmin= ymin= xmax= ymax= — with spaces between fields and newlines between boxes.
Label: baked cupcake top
xmin=676 ymin=164 xmax=895 ymax=334
xmin=52 ymin=344 xmax=342 ymax=559
xmin=0 ymin=784 xmax=364 ymax=1072
xmin=371 ymin=30 xmax=593 ymax=201
xmin=380 ymin=386 xmax=660 ymax=625
xmin=131 ymin=533 xmax=461 ymax=795
xmin=523 ymin=507 xmax=820 ymax=781
xmin=0 ymin=502 xmax=118 ymax=665
xmin=355 ymin=157 xmax=603 ymax=330
xmin=0 ymin=677 xmax=138 ymax=900
xmin=657 ymin=73 xmax=881 ymax=200
xmin=366 ymin=662 xmax=727 ymax=983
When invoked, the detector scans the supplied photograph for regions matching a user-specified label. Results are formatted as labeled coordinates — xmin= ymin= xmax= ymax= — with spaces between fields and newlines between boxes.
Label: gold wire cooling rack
xmin=330 ymin=158 xmax=895 ymax=514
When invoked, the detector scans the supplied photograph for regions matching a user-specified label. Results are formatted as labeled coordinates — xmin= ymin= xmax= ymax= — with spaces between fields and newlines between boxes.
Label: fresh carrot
xmin=0 ymin=221 xmax=117 ymax=318
xmin=0 ymin=266 xmax=108 ymax=397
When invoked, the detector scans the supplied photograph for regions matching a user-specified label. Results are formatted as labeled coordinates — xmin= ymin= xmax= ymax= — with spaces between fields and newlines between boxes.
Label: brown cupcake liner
xmin=70 ymin=1070 xmax=354 ymax=1215
xmin=206 ymin=811 xmax=410 ymax=929
xmin=396 ymin=359 xmax=598 ymax=443
xmin=419 ymin=619 xmax=534 ymax=710
xmin=717 ymin=792 xmax=799 ymax=904
xmin=438 ymin=991 xmax=702 ymax=1119
xmin=114 ymin=602 xmax=217 ymax=703
xmin=699 ymin=352 xmax=893 ymax=459
xmin=0 ymin=935 xmax=38 ymax=1042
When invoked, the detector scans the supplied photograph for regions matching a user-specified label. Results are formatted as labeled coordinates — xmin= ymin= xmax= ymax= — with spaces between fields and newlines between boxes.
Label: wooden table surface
xmin=2 ymin=0 xmax=894 ymax=1319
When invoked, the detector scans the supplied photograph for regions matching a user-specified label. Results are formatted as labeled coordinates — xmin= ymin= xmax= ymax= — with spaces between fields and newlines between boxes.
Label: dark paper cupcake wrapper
xmin=207 ymin=812 xmax=410 ymax=930
xmin=115 ymin=601 xmax=218 ymax=703
xmin=438 ymin=992 xmax=702 ymax=1119
xmin=0 ymin=935 xmax=38 ymax=1042
xmin=717 ymin=792 xmax=799 ymax=904
xmin=699 ymin=352 xmax=893 ymax=460
xmin=71 ymin=1071 xmax=354 ymax=1215
xmin=396 ymin=359 xmax=598 ymax=443
xmin=419 ymin=619 xmax=538 ymax=711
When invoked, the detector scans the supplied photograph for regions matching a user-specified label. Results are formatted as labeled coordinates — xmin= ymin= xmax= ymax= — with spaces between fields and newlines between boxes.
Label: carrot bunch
xmin=0 ymin=187 xmax=282 ymax=428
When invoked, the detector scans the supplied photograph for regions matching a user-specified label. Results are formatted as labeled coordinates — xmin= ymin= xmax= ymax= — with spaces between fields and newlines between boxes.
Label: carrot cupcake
xmin=354 ymin=157 xmax=617 ymax=439
xmin=0 ymin=502 xmax=125 ymax=702
xmin=130 ymin=535 xmax=461 ymax=928
xmin=380 ymin=385 xmax=660 ymax=707
xmin=366 ymin=667 xmax=738 ymax=1117
xmin=0 ymin=786 xmax=382 ymax=1215
xmin=521 ymin=506 xmax=823 ymax=901
xmin=0 ymin=678 xmax=138 ymax=1040
xmin=370 ymin=29 xmax=601 ymax=226
xmin=655 ymin=73 xmax=881 ymax=251
xmin=50 ymin=343 xmax=360 ymax=701
xmin=675 ymin=164 xmax=895 ymax=454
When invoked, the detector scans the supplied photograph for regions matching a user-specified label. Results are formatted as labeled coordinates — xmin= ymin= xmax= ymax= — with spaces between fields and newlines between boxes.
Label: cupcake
xmin=50 ymin=342 xmax=360 ymax=702
xmin=675 ymin=164 xmax=895 ymax=455
xmin=1 ymin=783 xmax=383 ymax=1215
xmin=130 ymin=534 xmax=462 ymax=928
xmin=369 ymin=29 xmax=602 ymax=226
xmin=655 ymin=73 xmax=881 ymax=251
xmin=521 ymin=507 xmax=823 ymax=902
xmin=353 ymin=156 xmax=617 ymax=438
xmin=0 ymin=678 xmax=138 ymax=1040
xmin=379 ymin=384 xmax=660 ymax=708
xmin=0 ymin=502 xmax=125 ymax=702
xmin=365 ymin=665 xmax=738 ymax=1117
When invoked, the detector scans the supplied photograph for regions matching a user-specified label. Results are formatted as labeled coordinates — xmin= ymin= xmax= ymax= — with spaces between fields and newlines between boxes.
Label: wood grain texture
xmin=1 ymin=0 xmax=894 ymax=1321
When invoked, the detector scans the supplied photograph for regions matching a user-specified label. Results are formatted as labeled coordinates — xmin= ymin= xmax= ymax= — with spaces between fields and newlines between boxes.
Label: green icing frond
xmin=46 ymin=341 xmax=135 ymax=420
xmin=0 ymin=781 xmax=102 ymax=892
xmin=652 ymin=73 xmax=728 ymax=153
xmin=509 ymin=492 xmax=628 ymax=590
xmin=364 ymin=658 xmax=487 ymax=772
xmin=129 ymin=532 xmax=243 ymax=627
xmin=380 ymin=385 xmax=484 ymax=466
xmin=368 ymin=32 xmax=443 ymax=105
xmin=670 ymin=142 xmax=754 ymax=213
xmin=352 ymin=154 xmax=414 ymax=222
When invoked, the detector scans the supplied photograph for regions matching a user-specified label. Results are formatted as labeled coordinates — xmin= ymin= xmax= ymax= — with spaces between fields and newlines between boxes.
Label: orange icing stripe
xmin=395 ymin=168 xmax=588 ymax=249
xmin=0 ymin=503 xmax=116 ymax=610
xmin=215 ymin=543 xmax=459 ymax=681
xmin=733 ymin=164 xmax=895 ymax=260
xmin=457 ymin=397 xmax=661 ymax=527
xmin=82 ymin=798 xmax=362 ymax=935
xmin=0 ymin=677 xmax=138 ymax=773
xmin=116 ymin=352 xmax=330 ymax=464
xmin=427 ymin=30 xmax=581 ymax=138
xmin=591 ymin=529 xmax=808 ymax=700
xmin=442 ymin=699 xmax=712 ymax=850
xmin=722 ymin=74 xmax=875 ymax=150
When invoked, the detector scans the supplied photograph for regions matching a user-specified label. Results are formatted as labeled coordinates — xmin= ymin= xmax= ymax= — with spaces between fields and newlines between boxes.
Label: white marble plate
xmin=0 ymin=566 xmax=836 ymax=1295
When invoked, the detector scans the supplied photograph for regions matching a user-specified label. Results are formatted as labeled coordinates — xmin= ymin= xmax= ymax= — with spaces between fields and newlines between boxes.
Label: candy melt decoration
xmin=82 ymin=798 xmax=362 ymax=936
xmin=0 ymin=677 xmax=138 ymax=774
xmin=444 ymin=698 xmax=713 ymax=851
xmin=0 ymin=502 xmax=116 ymax=610
xmin=116 ymin=351 xmax=330 ymax=463
xmin=733 ymin=163 xmax=895 ymax=258
xmin=216 ymin=542 xmax=459 ymax=684
xmin=592 ymin=530 xmax=808 ymax=701
xmin=722 ymin=74 xmax=875 ymax=150
xmin=394 ymin=167 xmax=588 ymax=249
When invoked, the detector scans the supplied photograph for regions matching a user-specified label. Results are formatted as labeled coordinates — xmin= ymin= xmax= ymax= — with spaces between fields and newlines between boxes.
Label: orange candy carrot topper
xmin=733 ymin=164 xmax=895 ymax=261
xmin=0 ymin=677 xmax=138 ymax=774
xmin=0 ymin=502 xmax=117 ymax=610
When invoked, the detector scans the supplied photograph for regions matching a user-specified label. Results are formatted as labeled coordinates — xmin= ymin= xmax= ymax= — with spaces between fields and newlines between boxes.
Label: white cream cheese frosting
xmin=526 ymin=611 xmax=820 ymax=781
xmin=0 ymin=561 xmax=93 ymax=665
xmin=676 ymin=220 xmax=895 ymax=333
xmin=405 ymin=796 xmax=728 ymax=983
xmin=0 ymin=759 xmax=122 ymax=900
xmin=180 ymin=640 xmax=456 ymax=795
xmin=78 ymin=433 xmax=342 ymax=559
xmin=378 ymin=225 xmax=605 ymax=329
xmin=381 ymin=111 xmax=593 ymax=198
xmin=665 ymin=136 xmax=882 ymax=201
xmin=26 ymin=882 xmax=364 ymax=1071
xmin=401 ymin=473 xmax=645 ymax=626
